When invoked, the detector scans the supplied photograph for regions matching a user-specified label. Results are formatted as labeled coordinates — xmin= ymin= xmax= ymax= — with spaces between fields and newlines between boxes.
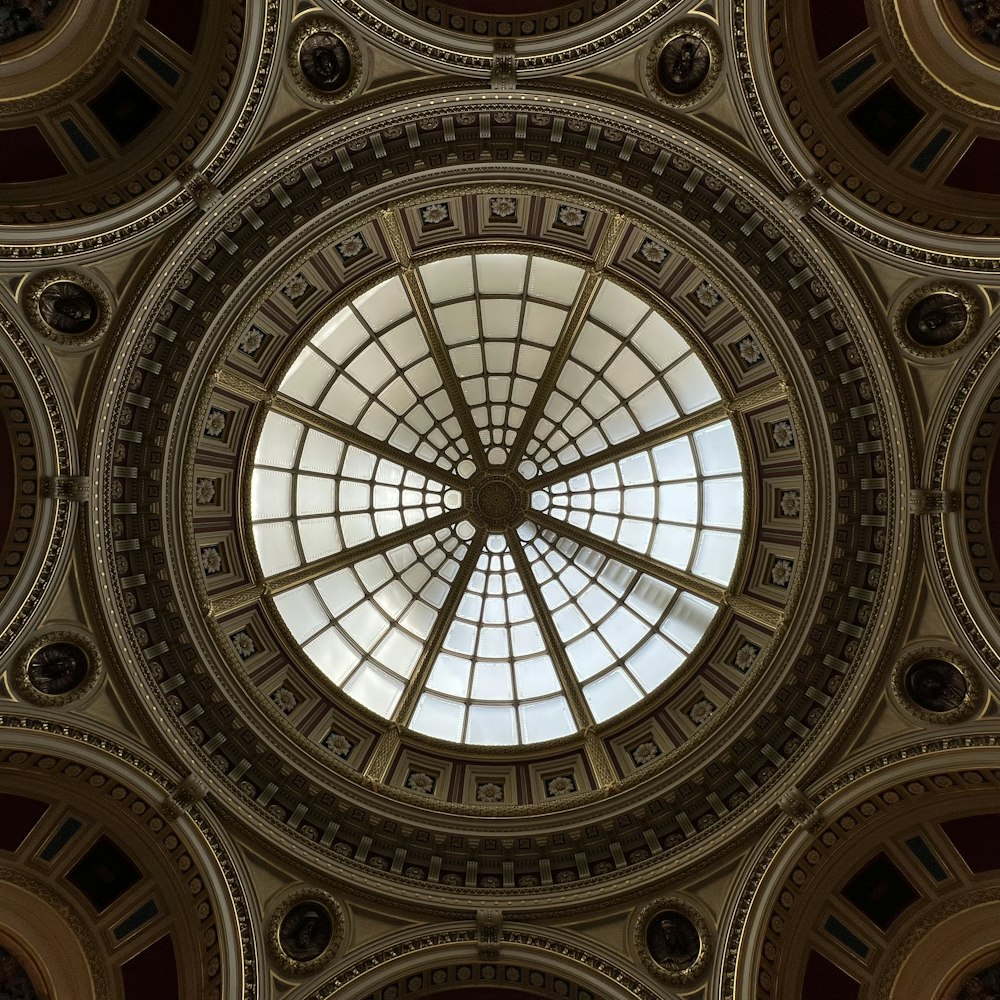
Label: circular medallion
xmin=468 ymin=474 xmax=528 ymax=531
xmin=905 ymin=292 xmax=969 ymax=348
xmin=959 ymin=960 xmax=1000 ymax=1000
xmin=269 ymin=889 xmax=343 ymax=975
xmin=891 ymin=648 xmax=979 ymax=724
xmin=636 ymin=897 xmax=711 ymax=983
xmin=648 ymin=21 xmax=720 ymax=108
xmin=15 ymin=632 xmax=99 ymax=706
xmin=657 ymin=34 xmax=711 ymax=95
xmin=288 ymin=18 xmax=362 ymax=105
xmin=23 ymin=270 xmax=110 ymax=346
xmin=299 ymin=32 xmax=352 ymax=93
xmin=893 ymin=283 xmax=980 ymax=358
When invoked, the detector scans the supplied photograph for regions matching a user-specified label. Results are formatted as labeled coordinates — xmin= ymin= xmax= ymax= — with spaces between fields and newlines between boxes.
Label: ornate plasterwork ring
xmin=287 ymin=16 xmax=364 ymax=107
xmin=13 ymin=630 xmax=102 ymax=707
xmin=645 ymin=18 xmax=722 ymax=110
xmin=891 ymin=281 xmax=982 ymax=360
xmin=890 ymin=645 xmax=981 ymax=725
xmin=634 ymin=895 xmax=712 ymax=984
xmin=21 ymin=269 xmax=112 ymax=347
xmin=268 ymin=887 xmax=345 ymax=976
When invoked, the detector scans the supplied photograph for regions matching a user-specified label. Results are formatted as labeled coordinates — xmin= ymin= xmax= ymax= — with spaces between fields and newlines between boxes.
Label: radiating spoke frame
xmin=250 ymin=253 xmax=747 ymax=746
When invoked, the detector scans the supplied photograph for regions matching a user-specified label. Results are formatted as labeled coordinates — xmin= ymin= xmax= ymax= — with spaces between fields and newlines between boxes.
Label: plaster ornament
xmin=657 ymin=34 xmax=711 ymax=95
xmin=646 ymin=911 xmax=701 ymax=971
xmin=26 ymin=641 xmax=88 ymax=695
xmin=299 ymin=32 xmax=352 ymax=92
xmin=905 ymin=292 xmax=969 ymax=348
xmin=37 ymin=281 xmax=98 ymax=335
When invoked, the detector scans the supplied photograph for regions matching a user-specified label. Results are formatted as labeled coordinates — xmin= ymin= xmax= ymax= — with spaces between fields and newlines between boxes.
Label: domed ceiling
xmin=2 ymin=3 xmax=998 ymax=998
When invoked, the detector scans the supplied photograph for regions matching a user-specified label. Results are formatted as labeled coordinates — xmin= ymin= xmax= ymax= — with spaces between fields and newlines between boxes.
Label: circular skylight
xmin=250 ymin=253 xmax=744 ymax=745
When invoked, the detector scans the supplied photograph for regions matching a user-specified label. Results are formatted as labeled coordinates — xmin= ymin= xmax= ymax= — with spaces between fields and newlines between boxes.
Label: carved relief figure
xmin=37 ymin=281 xmax=98 ymax=335
xmin=0 ymin=945 xmax=38 ymax=1000
xmin=955 ymin=0 xmax=1000 ymax=45
xmin=904 ymin=658 xmax=968 ymax=713
xmin=0 ymin=0 xmax=61 ymax=45
xmin=657 ymin=35 xmax=711 ymax=95
xmin=299 ymin=33 xmax=352 ymax=92
xmin=279 ymin=902 xmax=333 ymax=962
xmin=905 ymin=292 xmax=968 ymax=348
xmin=27 ymin=642 xmax=88 ymax=695
xmin=959 ymin=960 xmax=1000 ymax=1000
xmin=646 ymin=911 xmax=701 ymax=970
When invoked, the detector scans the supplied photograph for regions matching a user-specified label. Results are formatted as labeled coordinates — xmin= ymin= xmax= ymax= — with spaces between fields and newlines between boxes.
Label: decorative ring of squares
xmin=14 ymin=631 xmax=101 ymax=707
xmin=892 ymin=281 xmax=981 ymax=359
xmin=268 ymin=887 xmax=344 ymax=976
xmin=22 ymin=269 xmax=111 ymax=346
xmin=287 ymin=17 xmax=363 ymax=106
xmin=635 ymin=896 xmax=712 ymax=984
xmin=647 ymin=20 xmax=722 ymax=110
xmin=890 ymin=646 xmax=980 ymax=725
xmin=250 ymin=252 xmax=746 ymax=746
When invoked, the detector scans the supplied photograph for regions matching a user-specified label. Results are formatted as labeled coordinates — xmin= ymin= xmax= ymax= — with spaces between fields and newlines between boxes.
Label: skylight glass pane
xmin=252 ymin=253 xmax=745 ymax=745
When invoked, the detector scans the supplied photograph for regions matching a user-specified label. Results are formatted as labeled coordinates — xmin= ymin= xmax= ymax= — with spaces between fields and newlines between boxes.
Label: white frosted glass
xmin=344 ymin=664 xmax=403 ymax=717
xmin=692 ymin=529 xmax=740 ymax=585
xmin=372 ymin=630 xmax=422 ymax=678
xmin=320 ymin=379 xmax=367 ymax=423
xmin=353 ymin=276 xmax=411 ymax=328
xmin=519 ymin=696 xmax=574 ymax=742
xmin=652 ymin=437 xmax=696 ymax=480
xmin=694 ymin=421 xmax=741 ymax=475
xmin=251 ymin=469 xmax=292 ymax=520
xmin=603 ymin=607 xmax=649 ymax=657
xmin=574 ymin=323 xmax=619 ymax=370
xmin=514 ymin=655 xmax=560 ymax=697
xmin=435 ymin=301 xmax=478 ymax=344
xmin=411 ymin=693 xmax=466 ymax=742
xmin=253 ymin=521 xmax=300 ymax=576
xmin=628 ymin=634 xmax=685 ymax=692
xmin=650 ymin=523 xmax=696 ymax=568
xmin=281 ymin=350 xmax=334 ymax=405
xmin=427 ymin=653 xmax=471 ymax=697
xmin=630 ymin=577 xmax=676 ymax=623
xmin=314 ymin=570 xmax=363 ymax=616
xmin=347 ymin=343 xmax=394 ymax=392
xmin=257 ymin=414 xmax=303 ymax=468
xmin=471 ymin=662 xmax=514 ymax=700
xmin=521 ymin=302 xmax=567 ymax=346
xmin=305 ymin=628 xmax=360 ymax=685
xmin=299 ymin=430 xmax=343 ymax=474
xmin=296 ymin=476 xmax=335 ymax=516
xmin=590 ymin=281 xmax=648 ymax=334
xmin=273 ymin=586 xmax=328 ymax=641
xmin=657 ymin=482 xmax=698 ymax=523
xmin=663 ymin=592 xmax=716 ymax=651
xmin=312 ymin=308 xmax=368 ymax=363
xmin=585 ymin=668 xmax=642 ymax=722
xmin=605 ymin=348 xmax=652 ymax=396
xmin=340 ymin=513 xmax=375 ymax=548
xmin=341 ymin=603 xmax=389 ymax=648
xmin=567 ymin=631 xmax=612 ymax=680
xmin=630 ymin=383 xmax=679 ymax=431
xmin=466 ymin=704 xmax=517 ymax=745
xmin=665 ymin=354 xmax=720 ymax=412
xmin=528 ymin=257 xmax=584 ymax=305
xmin=420 ymin=256 xmax=475 ymax=303
xmin=298 ymin=517 xmax=342 ymax=562
xmin=632 ymin=314 xmax=688 ymax=368
xmin=703 ymin=477 xmax=744 ymax=527
xmin=476 ymin=253 xmax=527 ymax=294
xmin=481 ymin=301 xmax=521 ymax=341
xmin=380 ymin=318 xmax=427 ymax=366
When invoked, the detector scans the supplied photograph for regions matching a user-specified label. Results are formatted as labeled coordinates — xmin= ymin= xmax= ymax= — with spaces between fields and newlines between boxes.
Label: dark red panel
xmin=121 ymin=934 xmax=178 ymax=1000
xmin=0 ymin=794 xmax=48 ymax=851
xmin=0 ymin=411 xmax=14 ymax=558
xmin=801 ymin=950 xmax=861 ymax=1000
xmin=946 ymin=137 xmax=1000 ymax=195
xmin=942 ymin=814 xmax=1000 ymax=873
xmin=144 ymin=0 xmax=203 ymax=53
xmin=0 ymin=127 xmax=66 ymax=183
xmin=809 ymin=0 xmax=869 ymax=59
